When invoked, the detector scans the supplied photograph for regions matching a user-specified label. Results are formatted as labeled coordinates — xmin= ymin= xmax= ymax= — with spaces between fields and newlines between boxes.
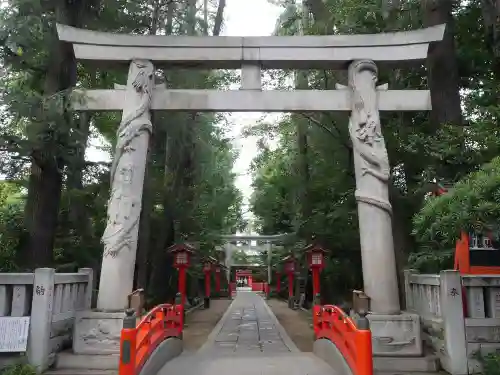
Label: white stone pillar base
xmin=367 ymin=311 xmax=423 ymax=357
xmin=73 ymin=310 xmax=125 ymax=355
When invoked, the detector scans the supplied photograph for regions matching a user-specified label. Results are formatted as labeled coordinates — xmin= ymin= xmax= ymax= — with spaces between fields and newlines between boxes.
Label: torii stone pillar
xmin=344 ymin=60 xmax=400 ymax=315
xmin=97 ymin=59 xmax=154 ymax=310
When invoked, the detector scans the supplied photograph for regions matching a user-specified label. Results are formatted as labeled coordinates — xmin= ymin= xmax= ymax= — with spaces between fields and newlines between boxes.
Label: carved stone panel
xmin=368 ymin=312 xmax=422 ymax=356
xmin=73 ymin=311 xmax=124 ymax=355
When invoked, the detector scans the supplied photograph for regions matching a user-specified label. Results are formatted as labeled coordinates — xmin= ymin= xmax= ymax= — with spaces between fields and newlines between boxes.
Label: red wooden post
xmin=179 ymin=266 xmax=187 ymax=307
xmin=312 ymin=268 xmax=320 ymax=297
xmin=203 ymin=257 xmax=216 ymax=308
xmin=288 ymin=273 xmax=294 ymax=299
xmin=215 ymin=266 xmax=221 ymax=292
xmin=204 ymin=271 xmax=211 ymax=297
xmin=304 ymin=243 xmax=327 ymax=305
xmin=283 ymin=256 xmax=296 ymax=305
xmin=118 ymin=310 xmax=137 ymax=375
xmin=168 ymin=243 xmax=195 ymax=326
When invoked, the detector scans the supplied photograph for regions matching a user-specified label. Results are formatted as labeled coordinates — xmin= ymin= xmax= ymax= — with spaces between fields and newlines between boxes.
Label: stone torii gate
xmin=56 ymin=23 xmax=445 ymax=358
xmin=219 ymin=233 xmax=294 ymax=287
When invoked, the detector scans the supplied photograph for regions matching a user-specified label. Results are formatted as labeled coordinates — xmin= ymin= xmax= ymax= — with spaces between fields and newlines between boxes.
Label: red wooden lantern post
xmin=275 ymin=271 xmax=281 ymax=293
xmin=304 ymin=243 xmax=327 ymax=304
xmin=168 ymin=243 xmax=195 ymax=326
xmin=215 ymin=264 xmax=222 ymax=293
xmin=203 ymin=257 xmax=216 ymax=308
xmin=283 ymin=255 xmax=296 ymax=308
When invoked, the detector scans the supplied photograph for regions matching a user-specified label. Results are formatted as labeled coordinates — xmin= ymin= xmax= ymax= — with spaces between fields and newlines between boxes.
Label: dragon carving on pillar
xmin=347 ymin=59 xmax=392 ymax=214
xmin=102 ymin=59 xmax=154 ymax=258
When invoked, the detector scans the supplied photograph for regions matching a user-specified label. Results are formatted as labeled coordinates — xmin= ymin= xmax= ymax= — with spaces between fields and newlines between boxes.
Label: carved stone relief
xmin=101 ymin=60 xmax=154 ymax=259
xmin=347 ymin=59 xmax=391 ymax=214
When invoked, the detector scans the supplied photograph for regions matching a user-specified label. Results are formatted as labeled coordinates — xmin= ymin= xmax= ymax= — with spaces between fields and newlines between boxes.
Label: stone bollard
xmin=123 ymin=308 xmax=137 ymax=328
xmin=356 ymin=309 xmax=370 ymax=330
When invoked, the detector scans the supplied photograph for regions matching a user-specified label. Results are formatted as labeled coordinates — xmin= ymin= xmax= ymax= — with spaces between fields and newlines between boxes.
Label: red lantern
xmin=169 ymin=243 xmax=194 ymax=268
xmin=284 ymin=257 xmax=295 ymax=274
xmin=304 ymin=243 xmax=328 ymax=304
xmin=305 ymin=244 xmax=327 ymax=270
xmin=203 ymin=261 xmax=212 ymax=273
xmin=168 ymin=243 xmax=196 ymax=325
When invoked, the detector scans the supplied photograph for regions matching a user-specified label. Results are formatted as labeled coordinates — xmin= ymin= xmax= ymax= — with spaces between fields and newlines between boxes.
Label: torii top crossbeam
xmin=56 ymin=23 xmax=445 ymax=113
xmin=57 ymin=23 xmax=445 ymax=70
xmin=220 ymin=233 xmax=294 ymax=242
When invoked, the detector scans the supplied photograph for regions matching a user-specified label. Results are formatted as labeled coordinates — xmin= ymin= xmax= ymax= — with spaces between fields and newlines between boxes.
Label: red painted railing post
xmin=174 ymin=304 xmax=183 ymax=337
xmin=312 ymin=304 xmax=321 ymax=337
xmin=119 ymin=309 xmax=137 ymax=375
xmin=355 ymin=312 xmax=373 ymax=375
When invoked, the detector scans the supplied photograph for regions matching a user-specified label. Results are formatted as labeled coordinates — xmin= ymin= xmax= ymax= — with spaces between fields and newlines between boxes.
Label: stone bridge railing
xmin=0 ymin=268 xmax=93 ymax=371
xmin=405 ymin=269 xmax=500 ymax=375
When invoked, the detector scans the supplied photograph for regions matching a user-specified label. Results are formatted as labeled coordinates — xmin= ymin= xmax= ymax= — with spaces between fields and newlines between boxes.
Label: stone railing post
xmin=439 ymin=270 xmax=468 ymax=375
xmin=403 ymin=269 xmax=417 ymax=310
xmin=78 ymin=268 xmax=94 ymax=309
xmin=28 ymin=268 xmax=55 ymax=372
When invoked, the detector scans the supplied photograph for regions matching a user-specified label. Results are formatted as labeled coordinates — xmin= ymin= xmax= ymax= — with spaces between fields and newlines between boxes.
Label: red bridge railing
xmin=119 ymin=304 xmax=183 ymax=375
xmin=314 ymin=305 xmax=373 ymax=375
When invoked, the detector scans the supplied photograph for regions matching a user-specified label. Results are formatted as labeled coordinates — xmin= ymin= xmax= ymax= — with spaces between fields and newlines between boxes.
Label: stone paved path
xmin=158 ymin=292 xmax=335 ymax=375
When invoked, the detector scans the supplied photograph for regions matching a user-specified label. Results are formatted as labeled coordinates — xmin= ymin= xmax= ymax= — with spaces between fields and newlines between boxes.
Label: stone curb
xmin=261 ymin=295 xmax=301 ymax=353
xmin=196 ymin=298 xmax=236 ymax=354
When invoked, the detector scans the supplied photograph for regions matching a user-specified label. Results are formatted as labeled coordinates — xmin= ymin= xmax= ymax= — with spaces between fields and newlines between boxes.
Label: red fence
xmin=314 ymin=305 xmax=373 ymax=375
xmin=251 ymin=282 xmax=268 ymax=292
xmin=119 ymin=304 xmax=183 ymax=375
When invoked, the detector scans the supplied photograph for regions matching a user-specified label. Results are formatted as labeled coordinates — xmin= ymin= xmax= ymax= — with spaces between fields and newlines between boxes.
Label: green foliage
xmin=407 ymin=250 xmax=454 ymax=273
xmin=251 ymin=0 xmax=500 ymax=286
xmin=474 ymin=352 xmax=500 ymax=375
xmin=0 ymin=0 xmax=242 ymax=302
xmin=0 ymin=364 xmax=37 ymax=375
xmin=413 ymin=157 xmax=500 ymax=249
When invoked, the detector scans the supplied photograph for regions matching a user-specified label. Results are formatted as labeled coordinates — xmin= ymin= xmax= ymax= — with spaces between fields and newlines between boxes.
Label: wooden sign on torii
xmin=57 ymin=23 xmax=444 ymax=357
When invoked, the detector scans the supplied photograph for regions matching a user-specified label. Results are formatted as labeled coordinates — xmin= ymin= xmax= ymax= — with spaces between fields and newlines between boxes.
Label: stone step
xmin=54 ymin=352 xmax=119 ymax=370
xmin=46 ymin=370 xmax=117 ymax=375
xmin=373 ymin=354 xmax=440 ymax=373
xmin=376 ymin=372 xmax=446 ymax=375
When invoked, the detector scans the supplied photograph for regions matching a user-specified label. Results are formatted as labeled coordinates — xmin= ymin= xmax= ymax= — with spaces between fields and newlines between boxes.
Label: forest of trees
xmin=0 ymin=0 xmax=498 ymax=305
xmin=249 ymin=0 xmax=500 ymax=301
xmin=0 ymin=0 xmax=245 ymax=303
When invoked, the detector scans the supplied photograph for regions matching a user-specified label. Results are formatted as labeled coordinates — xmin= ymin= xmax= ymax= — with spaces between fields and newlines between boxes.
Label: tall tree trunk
xmin=213 ymin=0 xmax=226 ymax=36
xmin=148 ymin=0 xmax=176 ymax=302
xmin=135 ymin=0 xmax=164 ymax=290
xmin=422 ymin=0 xmax=462 ymax=126
xmin=480 ymin=0 xmax=500 ymax=79
xmin=22 ymin=2 xmax=81 ymax=268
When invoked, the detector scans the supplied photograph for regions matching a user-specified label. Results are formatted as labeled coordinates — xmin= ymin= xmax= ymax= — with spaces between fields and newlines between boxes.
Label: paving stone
xmin=158 ymin=292 xmax=337 ymax=375
xmin=214 ymin=333 xmax=238 ymax=342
